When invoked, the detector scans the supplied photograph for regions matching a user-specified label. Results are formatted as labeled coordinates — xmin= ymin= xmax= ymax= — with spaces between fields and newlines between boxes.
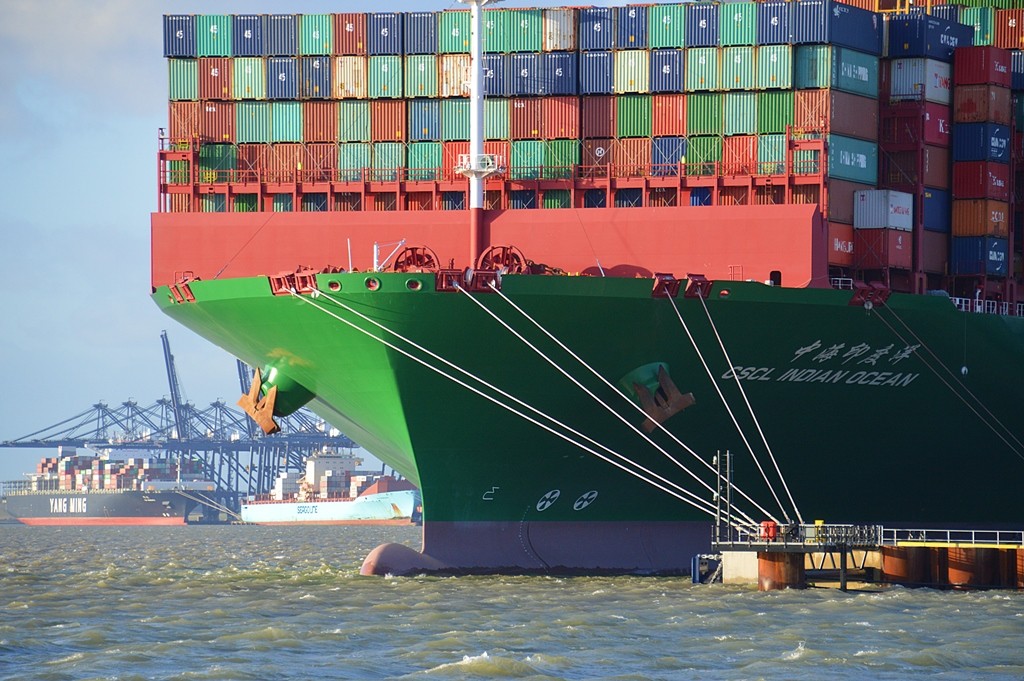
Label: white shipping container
xmin=853 ymin=190 xmax=914 ymax=231
xmin=440 ymin=53 xmax=472 ymax=98
xmin=614 ymin=50 xmax=650 ymax=93
xmin=889 ymin=58 xmax=951 ymax=105
xmin=334 ymin=56 xmax=367 ymax=99
xmin=543 ymin=8 xmax=577 ymax=51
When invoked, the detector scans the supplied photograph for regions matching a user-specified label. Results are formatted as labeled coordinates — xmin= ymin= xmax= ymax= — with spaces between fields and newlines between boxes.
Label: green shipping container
xmin=795 ymin=45 xmax=879 ymax=98
xmin=757 ymin=134 xmax=786 ymax=174
xmin=545 ymin=140 xmax=579 ymax=179
xmin=196 ymin=15 xmax=232 ymax=57
xmin=686 ymin=93 xmax=723 ymax=136
xmin=485 ymin=98 xmax=510 ymax=140
xmin=506 ymin=9 xmax=543 ymax=53
xmin=511 ymin=139 xmax=545 ymax=179
xmin=724 ymin=93 xmax=756 ymax=136
xmin=442 ymin=99 xmax=471 ymax=141
xmin=369 ymin=56 xmax=403 ymax=98
xmin=338 ymin=143 xmax=371 ymax=181
xmin=648 ymin=4 xmax=686 ymax=49
xmin=234 ymin=194 xmax=259 ymax=212
xmin=236 ymin=102 xmax=271 ymax=143
xmin=405 ymin=55 xmax=439 ymax=98
xmin=372 ymin=142 xmax=405 ymax=182
xmin=721 ymin=47 xmax=755 ymax=90
xmin=543 ymin=189 xmax=571 ymax=209
xmin=198 ymin=143 xmax=236 ymax=183
xmin=168 ymin=160 xmax=190 ymax=185
xmin=794 ymin=134 xmax=877 ymax=184
xmin=201 ymin=194 xmax=227 ymax=212
xmin=439 ymin=11 xmax=471 ymax=53
xmin=756 ymin=45 xmax=792 ymax=90
xmin=338 ymin=101 xmax=371 ymax=142
xmin=271 ymin=101 xmax=303 ymax=142
xmin=168 ymin=59 xmax=198 ymax=100
xmin=719 ymin=2 xmax=757 ymax=47
xmin=756 ymin=90 xmax=794 ymax=134
xmin=962 ymin=8 xmax=995 ymax=46
xmin=407 ymin=142 xmax=443 ymax=181
xmin=617 ymin=95 xmax=653 ymax=138
xmin=685 ymin=47 xmax=720 ymax=92
xmin=233 ymin=58 xmax=265 ymax=100
xmin=685 ymin=136 xmax=722 ymax=177
xmin=272 ymin=194 xmax=294 ymax=212
xmin=482 ymin=9 xmax=511 ymax=53
xmin=300 ymin=14 xmax=334 ymax=55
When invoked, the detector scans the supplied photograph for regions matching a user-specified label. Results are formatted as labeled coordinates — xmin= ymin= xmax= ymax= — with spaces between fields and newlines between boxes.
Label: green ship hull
xmin=154 ymin=272 xmax=1024 ymax=574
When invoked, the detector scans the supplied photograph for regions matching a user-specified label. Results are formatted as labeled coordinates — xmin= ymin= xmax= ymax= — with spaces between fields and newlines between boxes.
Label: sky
xmin=0 ymin=0 xmax=626 ymax=481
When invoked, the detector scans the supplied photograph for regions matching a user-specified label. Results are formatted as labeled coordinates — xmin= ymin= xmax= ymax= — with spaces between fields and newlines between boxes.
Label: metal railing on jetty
xmin=714 ymin=522 xmax=1024 ymax=552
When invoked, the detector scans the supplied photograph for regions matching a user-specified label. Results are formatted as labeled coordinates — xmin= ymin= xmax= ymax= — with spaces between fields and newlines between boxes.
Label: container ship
xmin=4 ymin=447 xmax=216 ymax=526
xmin=153 ymin=2 xmax=1024 ymax=574
xmin=239 ymin=450 xmax=421 ymax=524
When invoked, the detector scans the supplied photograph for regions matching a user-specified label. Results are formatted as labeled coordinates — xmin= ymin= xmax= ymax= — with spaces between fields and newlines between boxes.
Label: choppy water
xmin=2 ymin=525 xmax=1022 ymax=681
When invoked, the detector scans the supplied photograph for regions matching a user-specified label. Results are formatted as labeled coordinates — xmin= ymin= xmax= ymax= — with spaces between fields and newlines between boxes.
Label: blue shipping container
xmin=368 ymin=13 xmax=403 ymax=55
xmin=953 ymin=123 xmax=1011 ymax=163
xmin=441 ymin=191 xmax=466 ymax=210
xmin=483 ymin=54 xmax=508 ymax=97
xmin=921 ymin=188 xmax=951 ymax=233
xmin=618 ymin=6 xmax=648 ymax=49
xmin=509 ymin=53 xmax=542 ymax=97
xmin=408 ymin=100 xmax=441 ymax=142
xmin=266 ymin=57 xmax=299 ymax=99
xmin=300 ymin=57 xmax=332 ymax=99
xmin=951 ymin=236 xmax=1008 ymax=276
xmin=791 ymin=0 xmax=883 ymax=56
xmin=931 ymin=5 xmax=961 ymax=24
xmin=404 ymin=12 xmax=437 ymax=55
xmin=164 ymin=15 xmax=196 ymax=57
xmin=579 ymin=8 xmax=615 ymax=51
xmin=652 ymin=136 xmax=687 ymax=176
xmin=690 ymin=186 xmax=712 ymax=206
xmin=686 ymin=4 xmax=719 ymax=48
xmin=756 ymin=2 xmax=791 ymax=46
xmin=887 ymin=15 xmax=972 ymax=62
xmin=510 ymin=190 xmax=537 ymax=209
xmin=540 ymin=52 xmax=577 ymax=96
xmin=650 ymin=49 xmax=686 ymax=93
xmin=579 ymin=51 xmax=614 ymax=95
xmin=1012 ymin=50 xmax=1024 ymax=91
xmin=265 ymin=15 xmax=298 ymax=56
xmin=232 ymin=15 xmax=264 ymax=57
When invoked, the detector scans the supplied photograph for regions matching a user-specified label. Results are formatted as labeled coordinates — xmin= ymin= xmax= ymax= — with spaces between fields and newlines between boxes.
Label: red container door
xmin=442 ymin=141 xmax=510 ymax=181
xmin=199 ymin=101 xmax=235 ymax=142
xmin=615 ymin=138 xmax=651 ymax=177
xmin=828 ymin=221 xmax=855 ymax=267
xmin=994 ymin=10 xmax=1024 ymax=50
xmin=335 ymin=13 xmax=368 ymax=55
xmin=919 ymin=230 xmax=948 ymax=274
xmin=582 ymin=96 xmax=616 ymax=139
xmin=722 ymin=135 xmax=758 ymax=176
xmin=794 ymin=90 xmax=877 ymax=142
xmin=198 ymin=57 xmax=233 ymax=100
xmin=582 ymin=138 xmax=616 ymax=172
xmin=169 ymin=101 xmax=199 ymax=141
xmin=304 ymin=143 xmax=338 ymax=182
xmin=953 ymin=84 xmax=1012 ymax=125
xmin=370 ymin=100 xmax=407 ymax=142
xmin=266 ymin=143 xmax=303 ymax=183
xmin=236 ymin=144 xmax=267 ymax=183
xmin=953 ymin=46 xmax=1012 ymax=87
xmin=952 ymin=161 xmax=1010 ymax=201
xmin=303 ymin=101 xmax=340 ymax=142
xmin=509 ymin=98 xmax=542 ymax=139
xmin=652 ymin=94 xmax=686 ymax=137
xmin=541 ymin=96 xmax=580 ymax=140
xmin=854 ymin=229 xmax=913 ymax=270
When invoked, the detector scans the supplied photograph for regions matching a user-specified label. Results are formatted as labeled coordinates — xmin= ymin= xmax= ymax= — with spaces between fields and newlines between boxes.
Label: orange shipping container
xmin=303 ymin=101 xmax=339 ymax=142
xmin=652 ymin=94 xmax=686 ymax=137
xmin=198 ymin=57 xmax=232 ymax=100
xmin=828 ymin=222 xmax=855 ymax=267
xmin=794 ymin=89 xmax=878 ymax=142
xmin=951 ymin=199 xmax=1010 ymax=237
xmin=169 ymin=101 xmax=199 ymax=141
xmin=581 ymin=96 xmax=616 ymax=139
xmin=541 ymin=96 xmax=580 ymax=139
xmin=953 ymin=84 xmax=1012 ymax=125
xmin=264 ymin=143 xmax=303 ymax=183
xmin=825 ymin=178 xmax=874 ymax=224
xmin=304 ymin=143 xmax=338 ymax=181
xmin=334 ymin=13 xmax=367 ymax=55
xmin=199 ymin=101 xmax=235 ymax=142
xmin=994 ymin=10 xmax=1024 ymax=50
xmin=370 ymin=100 xmax=406 ymax=141
xmin=722 ymin=135 xmax=758 ymax=176
xmin=615 ymin=137 xmax=651 ymax=177
xmin=442 ymin=141 xmax=510 ymax=181
xmin=510 ymin=98 xmax=542 ymax=139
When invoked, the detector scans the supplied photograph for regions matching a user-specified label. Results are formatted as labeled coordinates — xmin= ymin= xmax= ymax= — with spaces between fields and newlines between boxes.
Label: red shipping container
xmin=854 ymin=228 xmax=913 ymax=270
xmin=370 ymin=100 xmax=406 ymax=142
xmin=304 ymin=143 xmax=338 ymax=182
xmin=582 ymin=138 xmax=616 ymax=170
xmin=794 ymin=89 xmax=878 ymax=142
xmin=334 ymin=13 xmax=367 ymax=55
xmin=265 ymin=143 xmax=303 ymax=183
xmin=828 ymin=221 xmax=855 ymax=267
xmin=582 ymin=96 xmax=616 ymax=139
xmin=652 ymin=94 xmax=686 ymax=137
xmin=879 ymin=101 xmax=951 ymax=147
xmin=879 ymin=145 xmax=950 ymax=190
xmin=236 ymin=143 xmax=267 ymax=182
xmin=541 ymin=96 xmax=580 ymax=140
xmin=722 ymin=135 xmax=758 ymax=176
xmin=953 ymin=84 xmax=1012 ymax=125
xmin=615 ymin=137 xmax=651 ymax=177
xmin=952 ymin=161 xmax=1010 ymax=201
xmin=169 ymin=101 xmax=199 ymax=142
xmin=917 ymin=231 xmax=946 ymax=274
xmin=303 ymin=101 xmax=340 ymax=142
xmin=199 ymin=101 xmax=235 ymax=142
xmin=509 ymin=98 xmax=542 ymax=139
xmin=826 ymin=178 xmax=875 ymax=224
xmin=953 ymin=46 xmax=1012 ymax=87
xmin=994 ymin=10 xmax=1024 ymax=50
xmin=198 ymin=57 xmax=232 ymax=100
xmin=442 ymin=141 xmax=510 ymax=180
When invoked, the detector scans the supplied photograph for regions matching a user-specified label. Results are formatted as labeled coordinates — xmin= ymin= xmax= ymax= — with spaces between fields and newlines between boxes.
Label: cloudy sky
xmin=0 ymin=0 xmax=621 ymax=480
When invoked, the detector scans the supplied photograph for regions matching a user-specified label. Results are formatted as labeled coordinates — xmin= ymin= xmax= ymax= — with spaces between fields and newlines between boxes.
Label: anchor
xmin=237 ymin=368 xmax=281 ymax=435
xmin=633 ymin=365 xmax=696 ymax=434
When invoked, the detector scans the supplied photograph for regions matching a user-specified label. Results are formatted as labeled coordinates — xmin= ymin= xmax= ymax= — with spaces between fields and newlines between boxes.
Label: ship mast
xmin=457 ymin=0 xmax=504 ymax=267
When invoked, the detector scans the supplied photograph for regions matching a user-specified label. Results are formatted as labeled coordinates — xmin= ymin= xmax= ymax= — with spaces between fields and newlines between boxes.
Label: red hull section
xmin=151 ymin=204 xmax=826 ymax=288
xmin=16 ymin=517 xmax=187 ymax=527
